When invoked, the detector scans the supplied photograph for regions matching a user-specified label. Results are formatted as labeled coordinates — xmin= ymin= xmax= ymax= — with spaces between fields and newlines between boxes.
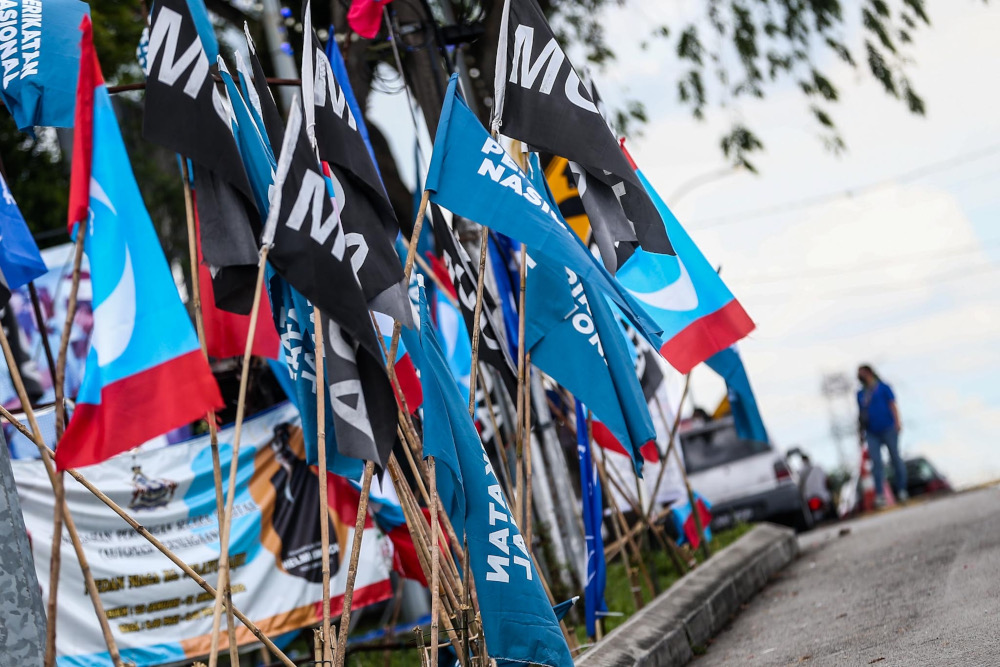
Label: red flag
xmin=592 ymin=420 xmax=659 ymax=463
xmin=347 ymin=0 xmax=394 ymax=39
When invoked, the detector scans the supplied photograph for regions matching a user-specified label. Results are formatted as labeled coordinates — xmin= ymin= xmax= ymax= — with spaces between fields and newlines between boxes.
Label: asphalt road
xmin=697 ymin=486 xmax=1000 ymax=666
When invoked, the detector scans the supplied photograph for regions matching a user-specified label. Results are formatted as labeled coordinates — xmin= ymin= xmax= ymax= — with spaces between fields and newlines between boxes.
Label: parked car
xmin=680 ymin=417 xmax=815 ymax=532
xmin=887 ymin=456 xmax=953 ymax=498
xmin=786 ymin=447 xmax=834 ymax=524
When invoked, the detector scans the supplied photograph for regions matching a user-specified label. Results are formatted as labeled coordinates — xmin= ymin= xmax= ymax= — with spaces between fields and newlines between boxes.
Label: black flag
xmin=301 ymin=7 xmax=411 ymax=326
xmin=492 ymin=0 xmax=673 ymax=271
xmin=263 ymin=98 xmax=378 ymax=361
xmin=432 ymin=213 xmax=519 ymax=400
xmin=241 ymin=25 xmax=285 ymax=152
xmin=321 ymin=315 xmax=398 ymax=471
xmin=144 ymin=0 xmax=261 ymax=313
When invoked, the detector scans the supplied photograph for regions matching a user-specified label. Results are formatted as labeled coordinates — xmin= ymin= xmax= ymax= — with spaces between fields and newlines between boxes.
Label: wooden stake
xmin=428 ymin=456 xmax=441 ymax=667
xmin=466 ymin=227 xmax=489 ymax=415
xmin=643 ymin=374 xmax=691 ymax=525
xmin=0 ymin=405 xmax=296 ymax=667
xmin=181 ymin=159 xmax=239 ymax=667
xmin=0 ymin=319 xmax=122 ymax=666
xmin=334 ymin=460 xmax=375 ymax=666
xmin=207 ymin=245 xmax=270 ymax=663
xmin=522 ymin=351 xmax=533 ymax=549
xmin=313 ymin=306 xmax=334 ymax=665
xmin=44 ymin=220 xmax=86 ymax=666
xmin=513 ymin=244 xmax=528 ymax=528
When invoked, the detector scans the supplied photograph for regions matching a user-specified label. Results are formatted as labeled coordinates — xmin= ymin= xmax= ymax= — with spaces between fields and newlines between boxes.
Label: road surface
xmin=698 ymin=486 xmax=1000 ymax=666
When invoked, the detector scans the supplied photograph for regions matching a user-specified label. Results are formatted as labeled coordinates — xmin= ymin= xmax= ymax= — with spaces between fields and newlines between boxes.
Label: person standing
xmin=857 ymin=364 xmax=907 ymax=506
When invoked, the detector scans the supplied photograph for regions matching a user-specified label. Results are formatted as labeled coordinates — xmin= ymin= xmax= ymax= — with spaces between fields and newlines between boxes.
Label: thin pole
xmin=428 ymin=456 xmax=441 ymax=666
xmin=182 ymin=159 xmax=239 ymax=667
xmin=314 ymin=306 xmax=334 ymax=664
xmin=207 ymin=246 xmax=270 ymax=661
xmin=27 ymin=282 xmax=56 ymax=381
xmin=334 ymin=459 xmax=376 ymax=666
xmin=385 ymin=190 xmax=429 ymax=389
xmin=0 ymin=404 xmax=296 ymax=667
xmin=466 ymin=227 xmax=489 ymax=415
xmin=47 ymin=221 xmax=87 ymax=667
xmin=513 ymin=244 xmax=528 ymax=529
xmin=522 ymin=352 xmax=533 ymax=549
xmin=643 ymin=375 xmax=691 ymax=525
xmin=0 ymin=317 xmax=122 ymax=666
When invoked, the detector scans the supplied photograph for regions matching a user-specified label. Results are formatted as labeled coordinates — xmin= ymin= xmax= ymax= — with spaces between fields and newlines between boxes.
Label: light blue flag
xmin=0 ymin=173 xmax=46 ymax=290
xmin=423 ymin=73 xmax=661 ymax=345
xmin=0 ymin=0 xmax=89 ymax=131
xmin=410 ymin=282 xmax=572 ymax=667
xmin=575 ymin=399 xmax=607 ymax=638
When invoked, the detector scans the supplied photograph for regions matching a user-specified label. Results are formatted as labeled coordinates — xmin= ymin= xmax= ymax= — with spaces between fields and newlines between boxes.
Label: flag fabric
xmin=0 ymin=0 xmax=89 ymax=132
xmin=522 ymin=156 xmax=655 ymax=474
xmin=267 ymin=272 xmax=366 ymax=481
xmin=432 ymin=217 xmax=518 ymax=400
xmin=373 ymin=309 xmax=422 ymax=414
xmin=575 ymin=399 xmax=607 ymax=638
xmin=423 ymin=73 xmax=662 ymax=346
xmin=302 ymin=8 xmax=411 ymax=326
xmin=409 ymin=280 xmax=572 ymax=666
xmin=705 ymin=346 xmax=768 ymax=444
xmin=347 ymin=0 xmax=393 ymax=39
xmin=57 ymin=17 xmax=222 ymax=470
xmin=492 ymin=0 xmax=671 ymax=272
xmin=617 ymin=147 xmax=754 ymax=373
xmin=433 ymin=287 xmax=472 ymax=400
xmin=487 ymin=232 xmax=521 ymax=362
xmin=325 ymin=27 xmax=377 ymax=166
xmin=263 ymin=98 xmax=379 ymax=366
xmin=242 ymin=25 xmax=285 ymax=151
xmin=194 ymin=194 xmax=280 ymax=360
xmin=668 ymin=493 xmax=713 ymax=549
xmin=144 ymin=0 xmax=260 ymax=314
xmin=0 ymin=173 xmax=47 ymax=292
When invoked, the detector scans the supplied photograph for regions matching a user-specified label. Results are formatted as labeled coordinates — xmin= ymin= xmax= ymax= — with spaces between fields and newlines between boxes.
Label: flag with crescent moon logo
xmin=616 ymin=144 xmax=754 ymax=374
xmin=57 ymin=17 xmax=222 ymax=471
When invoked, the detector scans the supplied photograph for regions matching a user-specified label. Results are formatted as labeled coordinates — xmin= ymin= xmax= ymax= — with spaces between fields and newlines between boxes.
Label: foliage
xmin=535 ymin=0 xmax=933 ymax=170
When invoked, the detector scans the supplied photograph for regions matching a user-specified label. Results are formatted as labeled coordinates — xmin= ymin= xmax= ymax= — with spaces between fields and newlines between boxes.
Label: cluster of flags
xmin=0 ymin=0 xmax=771 ymax=663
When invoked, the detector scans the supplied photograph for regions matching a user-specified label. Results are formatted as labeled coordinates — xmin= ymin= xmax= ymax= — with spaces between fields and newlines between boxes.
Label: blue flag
xmin=0 ymin=0 xmax=90 ymax=131
xmin=575 ymin=399 xmax=607 ymax=638
xmin=410 ymin=281 xmax=572 ymax=667
xmin=424 ymin=73 xmax=661 ymax=344
xmin=0 ymin=173 xmax=46 ymax=290
xmin=524 ymin=158 xmax=655 ymax=474
xmin=705 ymin=346 xmax=768 ymax=444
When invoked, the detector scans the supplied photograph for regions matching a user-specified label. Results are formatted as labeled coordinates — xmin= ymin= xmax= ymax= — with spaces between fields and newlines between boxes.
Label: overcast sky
xmin=371 ymin=0 xmax=1000 ymax=488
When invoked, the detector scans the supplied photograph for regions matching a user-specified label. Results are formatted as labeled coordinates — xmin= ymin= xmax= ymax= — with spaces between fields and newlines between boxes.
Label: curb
xmin=575 ymin=523 xmax=798 ymax=666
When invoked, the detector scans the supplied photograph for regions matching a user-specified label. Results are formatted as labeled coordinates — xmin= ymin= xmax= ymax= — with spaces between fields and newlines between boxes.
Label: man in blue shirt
xmin=857 ymin=364 xmax=907 ymax=507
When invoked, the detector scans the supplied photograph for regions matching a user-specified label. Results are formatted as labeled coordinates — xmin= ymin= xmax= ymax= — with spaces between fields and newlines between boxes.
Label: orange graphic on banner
xmin=543 ymin=156 xmax=591 ymax=243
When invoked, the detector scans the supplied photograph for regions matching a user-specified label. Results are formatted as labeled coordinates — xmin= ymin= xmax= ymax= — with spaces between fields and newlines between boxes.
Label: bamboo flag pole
xmin=334 ymin=459 xmax=375 ymax=667
xmin=513 ymin=245 xmax=528 ymax=528
xmin=41 ymin=221 xmax=87 ymax=665
xmin=180 ymin=159 xmax=239 ymax=666
xmin=207 ymin=245 xmax=270 ymax=663
xmin=654 ymin=395 xmax=710 ymax=559
xmin=428 ymin=456 xmax=441 ymax=666
xmin=466 ymin=227 xmax=490 ymax=415
xmin=522 ymin=351 xmax=533 ymax=549
xmin=313 ymin=306 xmax=334 ymax=664
xmin=0 ymin=405 xmax=297 ymax=667
xmin=0 ymin=317 xmax=122 ymax=666
xmin=643 ymin=374 xmax=692 ymax=525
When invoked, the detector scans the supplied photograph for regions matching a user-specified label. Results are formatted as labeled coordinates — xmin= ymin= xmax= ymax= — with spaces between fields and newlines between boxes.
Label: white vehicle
xmin=680 ymin=416 xmax=814 ymax=532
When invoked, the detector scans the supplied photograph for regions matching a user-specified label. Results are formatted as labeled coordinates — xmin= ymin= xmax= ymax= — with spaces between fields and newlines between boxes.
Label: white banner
xmin=14 ymin=402 xmax=392 ymax=666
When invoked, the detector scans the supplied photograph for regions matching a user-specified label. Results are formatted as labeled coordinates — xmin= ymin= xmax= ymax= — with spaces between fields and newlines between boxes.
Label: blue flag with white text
xmin=410 ymin=282 xmax=572 ymax=667
xmin=575 ymin=399 xmax=607 ymax=638
xmin=705 ymin=346 xmax=768 ymax=444
xmin=424 ymin=73 xmax=661 ymax=345
xmin=0 ymin=0 xmax=90 ymax=132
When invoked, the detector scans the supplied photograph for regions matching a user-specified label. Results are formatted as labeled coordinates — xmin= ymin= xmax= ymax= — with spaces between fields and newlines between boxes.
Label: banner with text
xmin=14 ymin=402 xmax=393 ymax=666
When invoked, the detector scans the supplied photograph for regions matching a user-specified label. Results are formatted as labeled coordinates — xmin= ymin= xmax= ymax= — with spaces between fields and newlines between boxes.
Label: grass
xmin=341 ymin=523 xmax=755 ymax=666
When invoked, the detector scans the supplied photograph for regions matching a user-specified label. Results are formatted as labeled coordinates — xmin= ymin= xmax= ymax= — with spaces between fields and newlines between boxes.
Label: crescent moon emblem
xmin=627 ymin=258 xmax=699 ymax=312
xmin=92 ymin=246 xmax=136 ymax=367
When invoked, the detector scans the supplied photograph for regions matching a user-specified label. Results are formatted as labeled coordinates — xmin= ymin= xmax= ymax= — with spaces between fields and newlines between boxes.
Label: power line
xmin=737 ymin=238 xmax=1000 ymax=286
xmin=688 ymin=143 xmax=1000 ymax=229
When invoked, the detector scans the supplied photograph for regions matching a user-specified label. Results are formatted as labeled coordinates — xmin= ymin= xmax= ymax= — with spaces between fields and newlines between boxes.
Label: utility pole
xmin=0 ymin=429 xmax=47 ymax=664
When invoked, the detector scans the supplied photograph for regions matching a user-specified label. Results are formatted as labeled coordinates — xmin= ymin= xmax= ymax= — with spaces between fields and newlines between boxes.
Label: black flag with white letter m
xmin=493 ymin=0 xmax=673 ymax=272
xmin=263 ymin=98 xmax=381 ymax=364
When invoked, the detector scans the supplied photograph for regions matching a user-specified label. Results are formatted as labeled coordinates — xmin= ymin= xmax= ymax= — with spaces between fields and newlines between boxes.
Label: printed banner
xmin=14 ymin=402 xmax=393 ymax=666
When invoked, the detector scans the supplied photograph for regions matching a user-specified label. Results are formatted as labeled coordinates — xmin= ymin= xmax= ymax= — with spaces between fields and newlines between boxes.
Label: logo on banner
xmin=509 ymin=24 xmax=596 ymax=113
xmin=129 ymin=466 xmax=178 ymax=511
